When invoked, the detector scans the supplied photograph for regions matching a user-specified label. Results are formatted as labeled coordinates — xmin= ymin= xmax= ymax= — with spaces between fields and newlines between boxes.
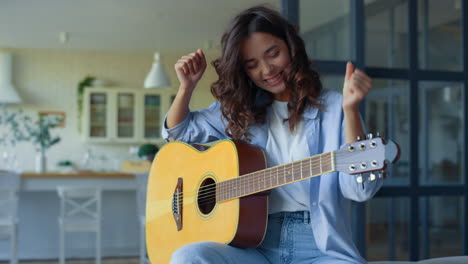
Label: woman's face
xmin=240 ymin=32 xmax=291 ymax=101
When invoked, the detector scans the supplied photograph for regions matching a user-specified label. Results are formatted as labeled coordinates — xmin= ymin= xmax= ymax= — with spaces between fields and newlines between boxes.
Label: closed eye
xmin=270 ymin=51 xmax=280 ymax=58
xmin=245 ymin=63 xmax=257 ymax=70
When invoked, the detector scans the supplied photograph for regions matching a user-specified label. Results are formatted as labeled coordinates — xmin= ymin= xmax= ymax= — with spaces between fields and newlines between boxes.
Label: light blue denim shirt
xmin=162 ymin=89 xmax=382 ymax=263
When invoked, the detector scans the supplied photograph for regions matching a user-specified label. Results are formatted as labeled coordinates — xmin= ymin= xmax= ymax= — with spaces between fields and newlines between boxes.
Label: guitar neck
xmin=217 ymin=151 xmax=335 ymax=202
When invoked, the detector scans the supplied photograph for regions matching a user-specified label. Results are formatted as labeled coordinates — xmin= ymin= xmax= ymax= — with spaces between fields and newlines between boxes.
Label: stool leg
xmin=140 ymin=220 xmax=144 ymax=264
xmin=96 ymin=229 xmax=101 ymax=264
xmin=11 ymin=224 xmax=17 ymax=264
xmin=59 ymin=223 xmax=65 ymax=264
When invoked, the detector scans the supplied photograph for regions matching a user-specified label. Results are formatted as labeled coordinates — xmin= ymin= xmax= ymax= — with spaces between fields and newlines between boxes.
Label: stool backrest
xmin=57 ymin=187 xmax=101 ymax=221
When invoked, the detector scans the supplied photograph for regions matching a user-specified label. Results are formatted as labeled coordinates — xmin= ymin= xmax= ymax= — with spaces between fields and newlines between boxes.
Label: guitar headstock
xmin=335 ymin=134 xmax=400 ymax=183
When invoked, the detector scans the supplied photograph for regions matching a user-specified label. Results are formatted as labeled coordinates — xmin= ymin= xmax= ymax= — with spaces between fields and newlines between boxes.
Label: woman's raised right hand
xmin=174 ymin=49 xmax=207 ymax=93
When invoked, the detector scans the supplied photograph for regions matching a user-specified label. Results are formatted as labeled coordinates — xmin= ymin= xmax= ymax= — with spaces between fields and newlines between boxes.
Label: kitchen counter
xmin=0 ymin=171 xmax=148 ymax=261
xmin=21 ymin=172 xmax=135 ymax=178
xmin=20 ymin=172 xmax=137 ymax=191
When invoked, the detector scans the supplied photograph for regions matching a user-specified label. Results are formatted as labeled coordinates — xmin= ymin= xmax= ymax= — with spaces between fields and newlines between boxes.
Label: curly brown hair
xmin=211 ymin=5 xmax=322 ymax=141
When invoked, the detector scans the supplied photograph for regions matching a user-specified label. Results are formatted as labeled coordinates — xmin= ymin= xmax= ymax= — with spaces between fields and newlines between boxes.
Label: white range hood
xmin=0 ymin=52 xmax=21 ymax=104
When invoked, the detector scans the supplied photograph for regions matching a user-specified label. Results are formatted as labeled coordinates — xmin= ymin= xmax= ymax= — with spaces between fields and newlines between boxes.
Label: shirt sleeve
xmin=161 ymin=101 xmax=227 ymax=144
xmin=337 ymin=112 xmax=384 ymax=202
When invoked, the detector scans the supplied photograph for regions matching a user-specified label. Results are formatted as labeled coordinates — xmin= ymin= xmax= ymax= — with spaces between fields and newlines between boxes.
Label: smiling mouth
xmin=264 ymin=72 xmax=283 ymax=86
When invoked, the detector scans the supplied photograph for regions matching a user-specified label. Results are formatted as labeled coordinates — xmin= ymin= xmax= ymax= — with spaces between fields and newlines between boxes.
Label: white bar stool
xmin=0 ymin=189 xmax=18 ymax=264
xmin=57 ymin=186 xmax=102 ymax=264
xmin=0 ymin=172 xmax=20 ymax=264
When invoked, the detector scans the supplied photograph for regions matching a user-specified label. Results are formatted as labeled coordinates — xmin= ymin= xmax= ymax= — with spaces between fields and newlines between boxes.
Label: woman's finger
xmin=198 ymin=49 xmax=207 ymax=68
xmin=351 ymin=80 xmax=371 ymax=92
xmin=175 ymin=61 xmax=187 ymax=75
xmin=352 ymin=74 xmax=372 ymax=90
xmin=352 ymin=72 xmax=371 ymax=83
xmin=181 ymin=56 xmax=195 ymax=74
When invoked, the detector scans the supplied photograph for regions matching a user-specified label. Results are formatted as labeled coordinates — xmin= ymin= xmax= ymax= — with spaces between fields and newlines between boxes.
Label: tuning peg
xmin=369 ymin=172 xmax=376 ymax=181
xmin=378 ymin=170 xmax=387 ymax=179
xmin=376 ymin=132 xmax=380 ymax=137
xmin=356 ymin=136 xmax=362 ymax=141
xmin=356 ymin=174 xmax=364 ymax=183
xmin=367 ymin=133 xmax=373 ymax=139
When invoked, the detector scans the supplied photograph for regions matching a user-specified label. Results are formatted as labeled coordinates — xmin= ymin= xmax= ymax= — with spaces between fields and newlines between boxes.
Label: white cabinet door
xmin=140 ymin=90 xmax=175 ymax=142
xmin=83 ymin=90 xmax=112 ymax=143
xmin=113 ymin=91 xmax=138 ymax=142
xmin=142 ymin=93 xmax=162 ymax=139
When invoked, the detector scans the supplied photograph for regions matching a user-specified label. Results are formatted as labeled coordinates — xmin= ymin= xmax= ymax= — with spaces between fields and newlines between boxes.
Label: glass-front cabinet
xmin=82 ymin=88 xmax=173 ymax=143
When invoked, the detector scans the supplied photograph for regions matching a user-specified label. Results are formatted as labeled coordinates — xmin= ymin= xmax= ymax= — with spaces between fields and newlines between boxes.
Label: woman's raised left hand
xmin=342 ymin=62 xmax=372 ymax=112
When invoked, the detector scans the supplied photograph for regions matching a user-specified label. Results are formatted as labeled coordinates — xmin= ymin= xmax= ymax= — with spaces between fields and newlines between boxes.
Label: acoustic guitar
xmin=146 ymin=136 xmax=400 ymax=263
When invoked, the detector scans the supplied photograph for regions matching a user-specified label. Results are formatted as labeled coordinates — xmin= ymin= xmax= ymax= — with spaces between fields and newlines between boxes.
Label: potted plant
xmin=138 ymin=143 xmax=159 ymax=161
xmin=57 ymin=160 xmax=75 ymax=173
xmin=0 ymin=107 xmax=61 ymax=173
xmin=24 ymin=115 xmax=61 ymax=173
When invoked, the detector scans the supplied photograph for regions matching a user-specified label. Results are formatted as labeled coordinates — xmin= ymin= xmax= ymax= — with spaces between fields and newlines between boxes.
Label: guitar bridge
xmin=172 ymin=178 xmax=183 ymax=231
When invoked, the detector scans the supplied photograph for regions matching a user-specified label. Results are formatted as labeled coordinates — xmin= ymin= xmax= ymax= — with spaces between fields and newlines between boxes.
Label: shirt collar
xmin=303 ymin=105 xmax=319 ymax=120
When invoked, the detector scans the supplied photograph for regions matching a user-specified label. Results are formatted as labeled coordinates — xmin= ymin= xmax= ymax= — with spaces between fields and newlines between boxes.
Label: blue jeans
xmin=170 ymin=211 xmax=358 ymax=264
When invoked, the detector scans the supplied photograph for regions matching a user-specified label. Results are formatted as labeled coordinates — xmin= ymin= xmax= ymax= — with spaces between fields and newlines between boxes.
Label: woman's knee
xmin=170 ymin=242 xmax=221 ymax=264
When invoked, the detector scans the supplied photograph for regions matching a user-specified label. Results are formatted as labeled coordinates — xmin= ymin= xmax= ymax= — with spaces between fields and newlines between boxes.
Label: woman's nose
xmin=261 ymin=62 xmax=274 ymax=76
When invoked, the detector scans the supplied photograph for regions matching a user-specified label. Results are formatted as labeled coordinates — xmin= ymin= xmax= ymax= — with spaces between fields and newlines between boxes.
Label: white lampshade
xmin=0 ymin=52 xmax=21 ymax=104
xmin=144 ymin=52 xmax=170 ymax=88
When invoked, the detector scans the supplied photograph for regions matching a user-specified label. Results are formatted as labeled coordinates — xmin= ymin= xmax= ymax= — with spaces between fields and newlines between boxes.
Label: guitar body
xmin=146 ymin=140 xmax=268 ymax=264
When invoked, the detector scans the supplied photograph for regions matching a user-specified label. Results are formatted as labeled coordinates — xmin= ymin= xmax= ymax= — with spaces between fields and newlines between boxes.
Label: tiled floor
xmin=0 ymin=257 xmax=139 ymax=264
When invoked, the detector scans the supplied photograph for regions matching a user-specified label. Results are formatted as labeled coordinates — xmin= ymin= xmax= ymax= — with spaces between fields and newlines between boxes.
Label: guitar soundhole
xmin=198 ymin=177 xmax=216 ymax=215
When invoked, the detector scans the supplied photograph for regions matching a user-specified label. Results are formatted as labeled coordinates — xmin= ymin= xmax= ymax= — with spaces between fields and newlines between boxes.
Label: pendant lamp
xmin=144 ymin=52 xmax=171 ymax=88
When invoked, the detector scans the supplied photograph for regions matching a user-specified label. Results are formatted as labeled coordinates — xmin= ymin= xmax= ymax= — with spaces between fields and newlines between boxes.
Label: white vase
xmin=35 ymin=149 xmax=46 ymax=173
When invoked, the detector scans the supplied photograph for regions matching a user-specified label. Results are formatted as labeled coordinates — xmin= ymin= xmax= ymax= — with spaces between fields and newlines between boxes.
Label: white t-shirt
xmin=266 ymin=100 xmax=310 ymax=214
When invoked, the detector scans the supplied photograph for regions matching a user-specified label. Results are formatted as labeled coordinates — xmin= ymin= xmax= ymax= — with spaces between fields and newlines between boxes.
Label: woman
xmin=163 ymin=5 xmax=380 ymax=264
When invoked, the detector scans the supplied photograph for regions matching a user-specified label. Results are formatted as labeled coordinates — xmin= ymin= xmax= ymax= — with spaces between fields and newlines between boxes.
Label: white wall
xmin=0 ymin=48 xmax=219 ymax=172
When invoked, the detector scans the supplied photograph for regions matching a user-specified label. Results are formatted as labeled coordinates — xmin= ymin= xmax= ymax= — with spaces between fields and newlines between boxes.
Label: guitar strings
xmin=184 ymin=161 xmax=378 ymax=208
xmin=194 ymin=165 xmax=372 ymax=209
xmin=175 ymin=150 xmax=368 ymax=206
xmin=174 ymin=148 xmax=364 ymax=200
xmin=175 ymin=153 xmax=333 ymax=199
xmin=175 ymin=149 xmax=371 ymax=203
xmin=173 ymin=159 xmax=334 ymax=207
xmin=197 ymin=159 xmax=338 ymax=205
xmin=190 ymin=168 xmax=372 ymax=207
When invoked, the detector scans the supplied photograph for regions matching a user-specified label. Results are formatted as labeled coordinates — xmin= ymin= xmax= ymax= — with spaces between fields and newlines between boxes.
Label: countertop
xmin=21 ymin=172 xmax=136 ymax=178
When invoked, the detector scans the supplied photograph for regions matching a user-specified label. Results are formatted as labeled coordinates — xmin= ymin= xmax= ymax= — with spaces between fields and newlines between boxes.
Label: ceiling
xmin=0 ymin=0 xmax=279 ymax=54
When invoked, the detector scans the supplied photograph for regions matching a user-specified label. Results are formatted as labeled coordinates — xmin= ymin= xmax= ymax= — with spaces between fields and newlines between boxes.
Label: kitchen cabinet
xmin=82 ymin=88 xmax=174 ymax=143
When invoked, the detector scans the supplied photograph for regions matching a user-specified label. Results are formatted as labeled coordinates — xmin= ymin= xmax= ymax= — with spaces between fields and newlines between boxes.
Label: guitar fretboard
xmin=216 ymin=151 xmax=334 ymax=202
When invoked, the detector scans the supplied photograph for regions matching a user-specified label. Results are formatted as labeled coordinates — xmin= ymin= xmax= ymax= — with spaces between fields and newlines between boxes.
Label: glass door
xmin=89 ymin=93 xmax=107 ymax=138
xmin=117 ymin=93 xmax=135 ymax=138
xmin=144 ymin=95 xmax=161 ymax=138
